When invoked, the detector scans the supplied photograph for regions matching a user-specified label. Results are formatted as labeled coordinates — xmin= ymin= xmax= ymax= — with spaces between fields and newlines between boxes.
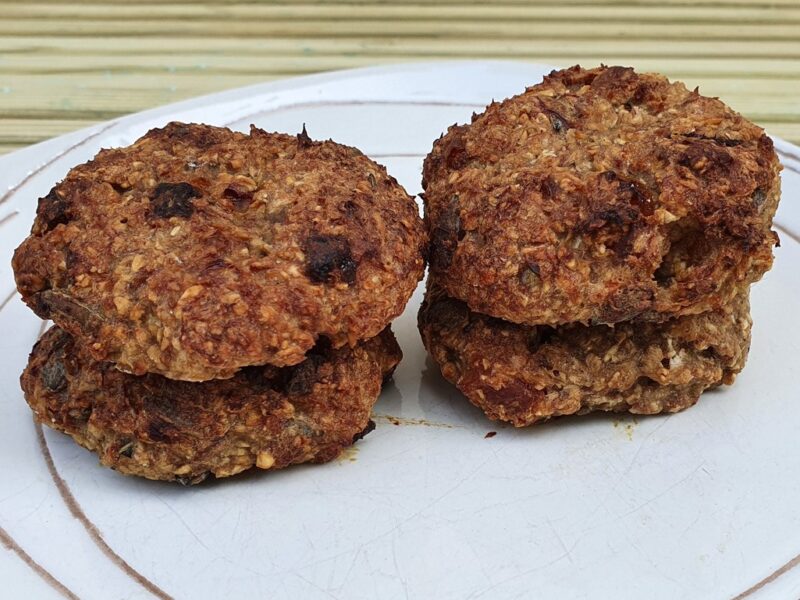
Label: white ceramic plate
xmin=1 ymin=62 xmax=799 ymax=600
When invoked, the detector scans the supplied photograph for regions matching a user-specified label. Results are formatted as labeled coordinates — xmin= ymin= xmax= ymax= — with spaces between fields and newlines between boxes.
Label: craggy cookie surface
xmin=423 ymin=65 xmax=780 ymax=326
xmin=13 ymin=123 xmax=425 ymax=380
xmin=418 ymin=284 xmax=751 ymax=426
xmin=22 ymin=326 xmax=401 ymax=484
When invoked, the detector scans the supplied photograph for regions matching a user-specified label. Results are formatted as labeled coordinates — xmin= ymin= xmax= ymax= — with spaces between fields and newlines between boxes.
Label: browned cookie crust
xmin=422 ymin=65 xmax=780 ymax=326
xmin=418 ymin=284 xmax=751 ymax=427
xmin=13 ymin=122 xmax=425 ymax=381
xmin=22 ymin=326 xmax=401 ymax=484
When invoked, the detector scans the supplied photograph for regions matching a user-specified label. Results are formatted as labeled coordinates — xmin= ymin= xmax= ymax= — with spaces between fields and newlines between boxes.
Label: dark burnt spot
xmin=540 ymin=175 xmax=560 ymax=199
xmin=619 ymin=181 xmax=654 ymax=217
xmin=600 ymin=171 xmax=654 ymax=217
xmin=41 ymin=352 xmax=67 ymax=392
xmin=146 ymin=418 xmax=179 ymax=443
xmin=661 ymin=357 xmax=670 ymax=369
xmin=223 ymin=184 xmax=254 ymax=210
xmin=577 ymin=203 xmax=639 ymax=246
xmin=484 ymin=431 xmax=497 ymax=439
xmin=678 ymin=142 xmax=734 ymax=175
xmin=542 ymin=108 xmax=571 ymax=133
xmin=430 ymin=196 xmax=463 ymax=270
xmin=304 ymin=234 xmax=357 ymax=285
xmin=159 ymin=123 xmax=220 ymax=149
xmin=297 ymin=124 xmax=313 ymax=149
xmin=352 ymin=419 xmax=376 ymax=443
xmin=682 ymin=132 xmax=743 ymax=148
xmin=150 ymin=182 xmax=200 ymax=219
xmin=37 ymin=187 xmax=73 ymax=232
xmin=32 ymin=291 xmax=102 ymax=334
xmin=574 ymin=171 xmax=654 ymax=258
xmin=590 ymin=66 xmax=636 ymax=91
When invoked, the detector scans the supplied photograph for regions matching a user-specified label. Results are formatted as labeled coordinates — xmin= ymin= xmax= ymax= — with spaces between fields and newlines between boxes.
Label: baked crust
xmin=13 ymin=123 xmax=425 ymax=380
xmin=422 ymin=65 xmax=780 ymax=326
xmin=22 ymin=326 xmax=401 ymax=484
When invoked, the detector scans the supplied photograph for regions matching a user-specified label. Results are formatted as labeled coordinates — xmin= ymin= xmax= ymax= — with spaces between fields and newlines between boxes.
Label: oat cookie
xmin=418 ymin=284 xmax=751 ymax=427
xmin=22 ymin=326 xmax=401 ymax=484
xmin=13 ymin=123 xmax=426 ymax=380
xmin=422 ymin=66 xmax=780 ymax=326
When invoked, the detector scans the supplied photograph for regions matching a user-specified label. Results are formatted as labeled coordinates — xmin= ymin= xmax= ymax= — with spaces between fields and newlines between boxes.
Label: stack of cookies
xmin=419 ymin=66 xmax=781 ymax=426
xmin=13 ymin=122 xmax=426 ymax=483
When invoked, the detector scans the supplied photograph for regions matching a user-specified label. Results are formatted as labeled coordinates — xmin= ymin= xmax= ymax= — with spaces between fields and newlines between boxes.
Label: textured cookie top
xmin=423 ymin=65 xmax=780 ymax=326
xmin=13 ymin=123 xmax=426 ymax=381
xmin=22 ymin=326 xmax=401 ymax=484
xmin=418 ymin=283 xmax=751 ymax=426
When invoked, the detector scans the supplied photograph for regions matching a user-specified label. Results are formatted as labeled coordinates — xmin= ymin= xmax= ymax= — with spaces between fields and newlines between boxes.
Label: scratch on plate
xmin=156 ymin=497 xmax=211 ymax=553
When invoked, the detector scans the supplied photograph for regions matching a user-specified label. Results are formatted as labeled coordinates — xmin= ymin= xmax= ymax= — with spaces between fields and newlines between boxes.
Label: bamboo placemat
xmin=1 ymin=0 xmax=798 ymax=153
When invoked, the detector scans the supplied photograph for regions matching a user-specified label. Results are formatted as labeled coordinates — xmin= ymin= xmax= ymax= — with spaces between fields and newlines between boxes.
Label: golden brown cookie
xmin=13 ymin=123 xmax=426 ymax=381
xmin=422 ymin=65 xmax=780 ymax=326
xmin=418 ymin=283 xmax=751 ymax=427
xmin=22 ymin=326 xmax=401 ymax=484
